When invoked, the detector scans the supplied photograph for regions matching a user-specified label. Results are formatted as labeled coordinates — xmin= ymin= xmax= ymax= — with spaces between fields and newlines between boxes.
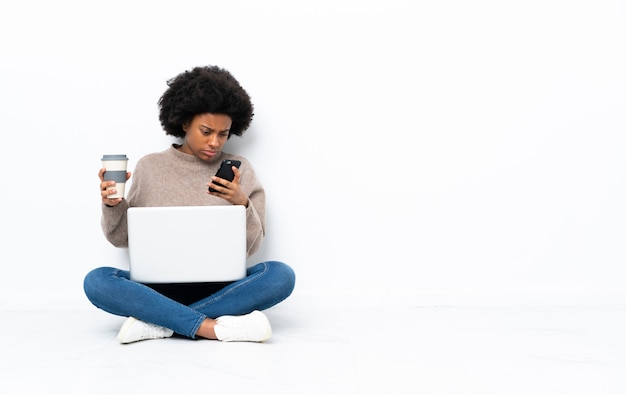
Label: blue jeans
xmin=83 ymin=261 xmax=295 ymax=338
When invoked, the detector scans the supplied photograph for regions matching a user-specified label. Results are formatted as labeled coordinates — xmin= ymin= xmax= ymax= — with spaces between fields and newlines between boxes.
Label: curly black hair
xmin=158 ymin=66 xmax=254 ymax=138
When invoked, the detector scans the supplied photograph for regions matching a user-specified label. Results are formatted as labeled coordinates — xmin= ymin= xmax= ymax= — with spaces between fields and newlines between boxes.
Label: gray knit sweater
xmin=101 ymin=145 xmax=265 ymax=257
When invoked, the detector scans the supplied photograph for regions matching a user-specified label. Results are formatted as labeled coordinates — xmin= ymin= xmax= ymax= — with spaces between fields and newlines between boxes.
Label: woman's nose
xmin=207 ymin=135 xmax=219 ymax=146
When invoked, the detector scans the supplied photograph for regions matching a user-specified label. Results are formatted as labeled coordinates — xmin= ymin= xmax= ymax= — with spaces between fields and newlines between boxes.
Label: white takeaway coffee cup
xmin=102 ymin=154 xmax=129 ymax=199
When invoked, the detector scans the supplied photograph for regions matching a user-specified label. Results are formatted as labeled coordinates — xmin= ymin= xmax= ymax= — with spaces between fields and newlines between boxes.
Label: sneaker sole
xmin=117 ymin=316 xmax=139 ymax=344
xmin=253 ymin=311 xmax=272 ymax=342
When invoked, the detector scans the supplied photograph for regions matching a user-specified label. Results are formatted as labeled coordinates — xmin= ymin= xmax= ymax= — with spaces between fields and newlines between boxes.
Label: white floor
xmin=2 ymin=296 xmax=626 ymax=395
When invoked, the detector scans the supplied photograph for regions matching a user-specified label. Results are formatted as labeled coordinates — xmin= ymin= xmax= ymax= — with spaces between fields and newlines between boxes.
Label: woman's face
xmin=179 ymin=113 xmax=232 ymax=162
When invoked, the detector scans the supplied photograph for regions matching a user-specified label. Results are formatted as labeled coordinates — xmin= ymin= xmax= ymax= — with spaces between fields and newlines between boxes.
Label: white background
xmin=1 ymin=0 xmax=625 ymax=309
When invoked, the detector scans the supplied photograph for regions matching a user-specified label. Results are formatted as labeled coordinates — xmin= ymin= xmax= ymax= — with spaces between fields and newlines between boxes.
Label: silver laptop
xmin=127 ymin=205 xmax=247 ymax=283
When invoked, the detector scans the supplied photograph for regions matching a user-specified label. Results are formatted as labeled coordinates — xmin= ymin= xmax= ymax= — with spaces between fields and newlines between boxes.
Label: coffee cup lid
xmin=102 ymin=154 xmax=128 ymax=161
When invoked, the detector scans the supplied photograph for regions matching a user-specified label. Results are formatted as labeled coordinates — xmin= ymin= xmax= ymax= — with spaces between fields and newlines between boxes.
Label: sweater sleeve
xmin=245 ymin=188 xmax=265 ymax=257
xmin=99 ymin=154 xmax=148 ymax=248
xmin=101 ymin=199 xmax=129 ymax=248
xmin=242 ymin=161 xmax=266 ymax=257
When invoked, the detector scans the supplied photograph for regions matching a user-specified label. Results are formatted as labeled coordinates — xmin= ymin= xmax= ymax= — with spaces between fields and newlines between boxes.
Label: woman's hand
xmin=207 ymin=166 xmax=248 ymax=207
xmin=99 ymin=168 xmax=131 ymax=207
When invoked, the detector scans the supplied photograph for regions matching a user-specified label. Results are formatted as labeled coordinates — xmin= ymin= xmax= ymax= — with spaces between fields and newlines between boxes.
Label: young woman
xmin=84 ymin=65 xmax=296 ymax=344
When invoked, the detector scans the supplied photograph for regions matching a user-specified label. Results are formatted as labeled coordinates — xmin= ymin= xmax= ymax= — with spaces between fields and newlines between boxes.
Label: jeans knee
xmin=267 ymin=261 xmax=296 ymax=299
xmin=83 ymin=267 xmax=114 ymax=304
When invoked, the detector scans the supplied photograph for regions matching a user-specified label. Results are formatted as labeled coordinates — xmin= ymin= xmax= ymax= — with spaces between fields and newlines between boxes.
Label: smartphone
xmin=209 ymin=159 xmax=241 ymax=192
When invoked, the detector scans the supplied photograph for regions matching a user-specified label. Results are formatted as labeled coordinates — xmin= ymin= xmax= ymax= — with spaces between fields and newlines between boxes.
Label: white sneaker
xmin=214 ymin=310 xmax=272 ymax=342
xmin=117 ymin=317 xmax=174 ymax=344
